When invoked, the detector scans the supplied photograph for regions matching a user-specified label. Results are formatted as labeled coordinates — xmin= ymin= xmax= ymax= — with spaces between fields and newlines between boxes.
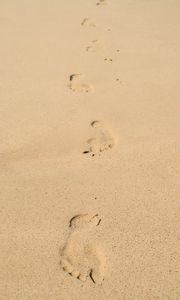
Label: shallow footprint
xmin=68 ymin=74 xmax=94 ymax=93
xmin=60 ymin=214 xmax=106 ymax=284
xmin=86 ymin=40 xmax=104 ymax=52
xmin=81 ymin=18 xmax=96 ymax=27
xmin=96 ymin=0 xmax=109 ymax=6
xmin=83 ymin=120 xmax=117 ymax=156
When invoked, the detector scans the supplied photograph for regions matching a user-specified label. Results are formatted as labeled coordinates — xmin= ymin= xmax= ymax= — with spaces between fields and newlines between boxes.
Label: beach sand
xmin=0 ymin=0 xmax=180 ymax=299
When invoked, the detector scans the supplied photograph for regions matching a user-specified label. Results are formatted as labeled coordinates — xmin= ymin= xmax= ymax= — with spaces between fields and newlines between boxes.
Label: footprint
xmin=96 ymin=0 xmax=109 ymax=5
xmin=85 ymin=40 xmax=104 ymax=52
xmin=103 ymin=49 xmax=120 ymax=62
xmin=68 ymin=74 xmax=94 ymax=93
xmin=104 ymin=57 xmax=113 ymax=62
xmin=81 ymin=18 xmax=96 ymax=27
xmin=83 ymin=120 xmax=117 ymax=156
xmin=60 ymin=214 xmax=106 ymax=284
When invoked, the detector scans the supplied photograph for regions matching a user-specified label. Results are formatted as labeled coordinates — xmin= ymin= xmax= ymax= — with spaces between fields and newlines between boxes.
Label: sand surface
xmin=0 ymin=0 xmax=180 ymax=299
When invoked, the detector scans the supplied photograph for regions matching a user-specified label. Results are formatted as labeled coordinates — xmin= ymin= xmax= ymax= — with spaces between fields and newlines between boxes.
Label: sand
xmin=0 ymin=0 xmax=180 ymax=299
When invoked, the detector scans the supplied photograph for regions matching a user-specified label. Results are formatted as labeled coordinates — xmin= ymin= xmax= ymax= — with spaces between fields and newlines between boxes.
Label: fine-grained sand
xmin=0 ymin=1 xmax=180 ymax=299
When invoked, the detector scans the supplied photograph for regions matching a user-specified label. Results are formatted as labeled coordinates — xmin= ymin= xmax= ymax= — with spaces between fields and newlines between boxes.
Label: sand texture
xmin=0 ymin=0 xmax=180 ymax=299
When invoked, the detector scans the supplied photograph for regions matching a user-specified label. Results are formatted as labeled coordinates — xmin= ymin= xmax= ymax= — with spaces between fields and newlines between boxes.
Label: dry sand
xmin=0 ymin=0 xmax=180 ymax=299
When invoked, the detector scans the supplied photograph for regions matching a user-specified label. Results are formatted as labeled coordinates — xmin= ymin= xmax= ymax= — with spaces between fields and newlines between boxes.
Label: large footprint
xmin=83 ymin=120 xmax=117 ymax=156
xmin=68 ymin=74 xmax=94 ymax=93
xmin=60 ymin=214 xmax=106 ymax=284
